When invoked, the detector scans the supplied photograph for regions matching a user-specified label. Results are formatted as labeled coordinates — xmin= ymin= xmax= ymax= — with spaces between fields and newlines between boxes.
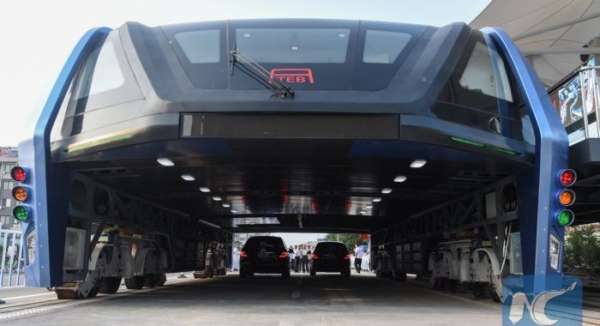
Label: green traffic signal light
xmin=13 ymin=206 xmax=30 ymax=222
xmin=556 ymin=209 xmax=575 ymax=227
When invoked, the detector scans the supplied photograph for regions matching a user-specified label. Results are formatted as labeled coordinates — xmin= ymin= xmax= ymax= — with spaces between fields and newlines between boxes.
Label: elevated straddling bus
xmin=10 ymin=19 xmax=574 ymax=301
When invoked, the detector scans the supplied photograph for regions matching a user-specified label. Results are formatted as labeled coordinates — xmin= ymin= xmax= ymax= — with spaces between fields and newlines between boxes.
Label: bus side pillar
xmin=484 ymin=28 xmax=570 ymax=294
xmin=17 ymin=27 xmax=112 ymax=287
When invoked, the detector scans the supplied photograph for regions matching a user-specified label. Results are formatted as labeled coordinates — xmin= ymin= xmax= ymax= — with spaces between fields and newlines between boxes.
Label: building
xmin=0 ymin=147 xmax=19 ymax=230
xmin=231 ymin=217 xmax=274 ymax=248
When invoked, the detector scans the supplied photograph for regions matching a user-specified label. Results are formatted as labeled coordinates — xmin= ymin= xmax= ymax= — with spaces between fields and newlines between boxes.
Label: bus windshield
xmin=234 ymin=28 xmax=351 ymax=63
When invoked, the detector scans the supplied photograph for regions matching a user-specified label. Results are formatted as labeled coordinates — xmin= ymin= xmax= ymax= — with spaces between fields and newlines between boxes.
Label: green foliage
xmin=325 ymin=234 xmax=362 ymax=250
xmin=564 ymin=225 xmax=600 ymax=274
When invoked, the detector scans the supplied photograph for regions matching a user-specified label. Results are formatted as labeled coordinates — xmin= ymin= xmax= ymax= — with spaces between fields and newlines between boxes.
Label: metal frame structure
xmin=370 ymin=178 xmax=517 ymax=276
xmin=17 ymin=24 xmax=571 ymax=295
xmin=370 ymin=29 xmax=570 ymax=294
xmin=0 ymin=228 xmax=25 ymax=288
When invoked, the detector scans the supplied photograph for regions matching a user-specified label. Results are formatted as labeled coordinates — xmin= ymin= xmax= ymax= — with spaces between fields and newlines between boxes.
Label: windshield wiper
xmin=230 ymin=49 xmax=295 ymax=99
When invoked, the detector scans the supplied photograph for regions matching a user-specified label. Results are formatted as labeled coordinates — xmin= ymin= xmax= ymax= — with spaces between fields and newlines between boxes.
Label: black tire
xmin=342 ymin=269 xmax=350 ymax=278
xmin=125 ymin=276 xmax=144 ymax=290
xmin=76 ymin=285 xmax=99 ymax=299
xmin=430 ymin=277 xmax=443 ymax=290
xmin=144 ymin=274 xmax=160 ymax=288
xmin=157 ymin=273 xmax=167 ymax=286
xmin=282 ymin=270 xmax=291 ymax=279
xmin=85 ymin=286 xmax=99 ymax=299
xmin=98 ymin=277 xmax=121 ymax=294
xmin=445 ymin=279 xmax=458 ymax=293
xmin=310 ymin=269 xmax=316 ymax=277
xmin=394 ymin=271 xmax=407 ymax=282
xmin=472 ymin=283 xmax=489 ymax=299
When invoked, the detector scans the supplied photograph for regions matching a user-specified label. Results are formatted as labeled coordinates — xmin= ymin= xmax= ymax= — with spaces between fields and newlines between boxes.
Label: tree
xmin=564 ymin=225 xmax=600 ymax=274
xmin=325 ymin=234 xmax=362 ymax=250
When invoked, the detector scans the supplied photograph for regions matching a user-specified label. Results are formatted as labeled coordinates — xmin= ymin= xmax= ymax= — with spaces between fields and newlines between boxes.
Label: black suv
xmin=240 ymin=236 xmax=290 ymax=278
xmin=310 ymin=242 xmax=351 ymax=277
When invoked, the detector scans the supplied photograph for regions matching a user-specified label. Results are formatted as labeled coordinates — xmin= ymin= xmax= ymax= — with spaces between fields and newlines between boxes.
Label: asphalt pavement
xmin=3 ymin=272 xmax=600 ymax=325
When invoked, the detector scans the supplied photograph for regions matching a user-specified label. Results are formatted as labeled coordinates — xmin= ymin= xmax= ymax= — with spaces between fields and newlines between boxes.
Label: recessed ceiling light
xmin=181 ymin=174 xmax=195 ymax=182
xmin=199 ymin=187 xmax=211 ymax=193
xmin=231 ymin=209 xmax=238 ymax=214
xmin=156 ymin=158 xmax=174 ymax=167
xmin=381 ymin=188 xmax=392 ymax=194
xmin=212 ymin=196 xmax=222 ymax=201
xmin=222 ymin=203 xmax=231 ymax=208
xmin=372 ymin=197 xmax=382 ymax=203
xmin=394 ymin=175 xmax=407 ymax=183
xmin=410 ymin=159 xmax=427 ymax=169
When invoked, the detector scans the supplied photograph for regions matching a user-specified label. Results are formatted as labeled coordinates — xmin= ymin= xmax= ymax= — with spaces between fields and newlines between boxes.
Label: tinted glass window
xmin=174 ymin=30 xmax=221 ymax=63
xmin=73 ymin=40 xmax=125 ymax=103
xmin=235 ymin=28 xmax=350 ymax=63
xmin=458 ymin=42 xmax=513 ymax=102
xmin=315 ymin=243 xmax=348 ymax=255
xmin=68 ymin=38 xmax=126 ymax=135
xmin=243 ymin=237 xmax=285 ymax=252
xmin=433 ymin=34 xmax=525 ymax=140
xmin=363 ymin=30 xmax=412 ymax=64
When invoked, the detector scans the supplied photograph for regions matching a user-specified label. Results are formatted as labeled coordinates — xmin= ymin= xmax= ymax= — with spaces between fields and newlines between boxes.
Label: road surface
xmin=2 ymin=272 xmax=600 ymax=325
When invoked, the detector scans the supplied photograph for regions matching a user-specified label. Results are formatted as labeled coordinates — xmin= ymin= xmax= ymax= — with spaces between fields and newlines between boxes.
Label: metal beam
xmin=522 ymin=47 xmax=600 ymax=55
xmin=514 ymin=11 xmax=600 ymax=41
xmin=228 ymin=226 xmax=369 ymax=233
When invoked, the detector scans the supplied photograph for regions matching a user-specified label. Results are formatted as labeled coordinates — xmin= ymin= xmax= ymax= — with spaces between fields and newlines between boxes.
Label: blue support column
xmin=17 ymin=27 xmax=111 ymax=287
xmin=482 ymin=28 xmax=569 ymax=293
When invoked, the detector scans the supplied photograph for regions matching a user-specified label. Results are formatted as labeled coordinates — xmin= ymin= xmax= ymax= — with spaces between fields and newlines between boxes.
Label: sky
xmin=0 ymin=0 xmax=490 ymax=243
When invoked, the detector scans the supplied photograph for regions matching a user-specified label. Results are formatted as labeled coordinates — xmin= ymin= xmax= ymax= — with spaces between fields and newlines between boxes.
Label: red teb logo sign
xmin=269 ymin=68 xmax=314 ymax=84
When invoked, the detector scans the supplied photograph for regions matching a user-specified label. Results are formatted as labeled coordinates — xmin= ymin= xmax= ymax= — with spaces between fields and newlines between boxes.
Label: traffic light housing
xmin=555 ymin=169 xmax=577 ymax=227
xmin=10 ymin=166 xmax=32 ymax=222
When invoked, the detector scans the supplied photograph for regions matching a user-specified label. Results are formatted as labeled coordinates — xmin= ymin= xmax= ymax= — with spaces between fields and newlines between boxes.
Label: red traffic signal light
xmin=10 ymin=166 xmax=27 ymax=182
xmin=559 ymin=169 xmax=577 ymax=187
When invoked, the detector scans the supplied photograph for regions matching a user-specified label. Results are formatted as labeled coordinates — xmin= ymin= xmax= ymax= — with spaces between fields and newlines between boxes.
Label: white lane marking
xmin=1 ymin=292 xmax=55 ymax=301
xmin=0 ymin=276 xmax=204 ymax=321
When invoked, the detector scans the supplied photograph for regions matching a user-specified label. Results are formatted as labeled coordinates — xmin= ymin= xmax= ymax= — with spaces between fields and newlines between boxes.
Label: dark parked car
xmin=240 ymin=236 xmax=290 ymax=278
xmin=310 ymin=242 xmax=351 ymax=277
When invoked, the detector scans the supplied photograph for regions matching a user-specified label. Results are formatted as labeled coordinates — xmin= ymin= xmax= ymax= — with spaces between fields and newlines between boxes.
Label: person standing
xmin=354 ymin=244 xmax=366 ymax=273
xmin=231 ymin=246 xmax=240 ymax=272
xmin=288 ymin=247 xmax=296 ymax=271
xmin=294 ymin=246 xmax=301 ymax=272
xmin=301 ymin=250 xmax=309 ymax=273
xmin=362 ymin=250 xmax=370 ymax=272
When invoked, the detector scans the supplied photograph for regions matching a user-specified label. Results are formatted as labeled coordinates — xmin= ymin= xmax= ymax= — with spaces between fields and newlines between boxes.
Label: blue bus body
xmin=14 ymin=20 xmax=569 ymax=296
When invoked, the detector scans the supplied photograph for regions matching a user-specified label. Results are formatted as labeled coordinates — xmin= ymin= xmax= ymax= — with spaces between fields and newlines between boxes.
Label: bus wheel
xmin=98 ymin=277 xmax=121 ymax=294
xmin=125 ymin=276 xmax=144 ymax=290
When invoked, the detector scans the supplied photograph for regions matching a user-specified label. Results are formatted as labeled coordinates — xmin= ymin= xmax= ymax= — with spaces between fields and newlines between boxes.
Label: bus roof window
xmin=459 ymin=42 xmax=513 ymax=103
xmin=174 ymin=30 xmax=221 ymax=64
xmin=235 ymin=28 xmax=350 ymax=63
xmin=363 ymin=30 xmax=412 ymax=64
xmin=75 ymin=39 xmax=125 ymax=100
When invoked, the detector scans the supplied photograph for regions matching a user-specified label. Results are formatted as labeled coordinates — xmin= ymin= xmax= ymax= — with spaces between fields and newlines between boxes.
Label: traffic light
xmin=555 ymin=169 xmax=577 ymax=227
xmin=10 ymin=166 xmax=32 ymax=222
